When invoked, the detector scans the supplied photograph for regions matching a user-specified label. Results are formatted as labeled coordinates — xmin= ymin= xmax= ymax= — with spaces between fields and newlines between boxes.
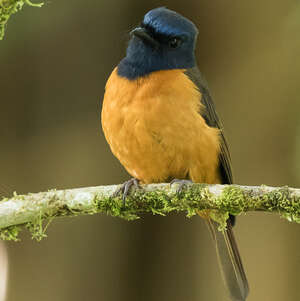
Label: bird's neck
xmin=117 ymin=55 xmax=162 ymax=80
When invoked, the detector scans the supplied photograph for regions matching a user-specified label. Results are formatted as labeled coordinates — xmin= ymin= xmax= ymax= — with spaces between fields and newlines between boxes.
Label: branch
xmin=0 ymin=183 xmax=299 ymax=241
xmin=0 ymin=0 xmax=43 ymax=40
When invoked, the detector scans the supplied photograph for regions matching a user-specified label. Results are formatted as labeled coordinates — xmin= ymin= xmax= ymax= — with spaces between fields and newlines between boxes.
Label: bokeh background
xmin=1 ymin=0 xmax=300 ymax=300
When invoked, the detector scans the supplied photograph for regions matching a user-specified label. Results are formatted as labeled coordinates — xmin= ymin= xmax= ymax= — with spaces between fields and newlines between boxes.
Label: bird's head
xmin=118 ymin=7 xmax=198 ymax=79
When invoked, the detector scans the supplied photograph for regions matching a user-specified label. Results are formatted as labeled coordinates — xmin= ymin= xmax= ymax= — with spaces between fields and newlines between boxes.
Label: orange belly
xmin=101 ymin=68 xmax=221 ymax=184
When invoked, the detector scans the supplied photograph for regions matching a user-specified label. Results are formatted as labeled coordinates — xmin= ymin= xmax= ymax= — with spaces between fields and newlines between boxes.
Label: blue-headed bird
xmin=101 ymin=7 xmax=249 ymax=301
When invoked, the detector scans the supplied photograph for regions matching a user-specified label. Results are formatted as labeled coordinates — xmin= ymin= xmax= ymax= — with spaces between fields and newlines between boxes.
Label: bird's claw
xmin=113 ymin=178 xmax=140 ymax=204
xmin=170 ymin=179 xmax=193 ymax=194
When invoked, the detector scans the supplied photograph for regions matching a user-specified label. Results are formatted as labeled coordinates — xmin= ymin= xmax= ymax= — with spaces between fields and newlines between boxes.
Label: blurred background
xmin=1 ymin=0 xmax=300 ymax=300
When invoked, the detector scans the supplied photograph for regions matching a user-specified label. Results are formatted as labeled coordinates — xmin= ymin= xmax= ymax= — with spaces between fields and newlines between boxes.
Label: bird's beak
xmin=130 ymin=27 xmax=159 ymax=48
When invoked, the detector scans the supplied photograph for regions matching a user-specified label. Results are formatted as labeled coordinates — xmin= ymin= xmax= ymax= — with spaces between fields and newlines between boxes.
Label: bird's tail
xmin=206 ymin=218 xmax=249 ymax=301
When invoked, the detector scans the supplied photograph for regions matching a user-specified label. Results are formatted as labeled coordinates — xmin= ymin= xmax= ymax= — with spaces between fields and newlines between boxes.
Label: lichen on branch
xmin=0 ymin=183 xmax=299 ymax=241
xmin=0 ymin=0 xmax=43 ymax=40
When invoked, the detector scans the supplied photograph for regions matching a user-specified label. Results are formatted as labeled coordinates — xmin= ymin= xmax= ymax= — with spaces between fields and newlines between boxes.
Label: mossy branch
xmin=0 ymin=0 xmax=43 ymax=40
xmin=0 ymin=183 xmax=299 ymax=241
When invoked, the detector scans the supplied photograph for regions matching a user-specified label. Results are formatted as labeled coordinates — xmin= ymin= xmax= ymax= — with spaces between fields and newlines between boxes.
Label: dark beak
xmin=130 ymin=27 xmax=159 ymax=48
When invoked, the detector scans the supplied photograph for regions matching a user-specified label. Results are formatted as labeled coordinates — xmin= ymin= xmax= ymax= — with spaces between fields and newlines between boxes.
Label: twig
xmin=0 ymin=0 xmax=43 ymax=40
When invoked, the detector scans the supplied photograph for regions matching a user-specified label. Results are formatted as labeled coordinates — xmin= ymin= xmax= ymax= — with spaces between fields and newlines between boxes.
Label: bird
xmin=101 ymin=7 xmax=249 ymax=301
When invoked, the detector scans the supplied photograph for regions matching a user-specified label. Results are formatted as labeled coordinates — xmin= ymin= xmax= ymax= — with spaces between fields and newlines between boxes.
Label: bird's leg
xmin=170 ymin=179 xmax=193 ymax=194
xmin=113 ymin=178 xmax=140 ymax=204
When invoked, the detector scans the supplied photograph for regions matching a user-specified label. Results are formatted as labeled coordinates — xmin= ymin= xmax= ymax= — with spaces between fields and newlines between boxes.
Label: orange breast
xmin=101 ymin=68 xmax=221 ymax=184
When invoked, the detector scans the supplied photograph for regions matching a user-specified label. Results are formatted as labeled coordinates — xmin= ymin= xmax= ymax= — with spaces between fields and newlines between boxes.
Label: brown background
xmin=1 ymin=0 xmax=300 ymax=300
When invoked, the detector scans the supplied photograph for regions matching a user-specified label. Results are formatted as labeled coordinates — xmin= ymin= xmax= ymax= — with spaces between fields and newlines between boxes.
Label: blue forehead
xmin=143 ymin=7 xmax=198 ymax=37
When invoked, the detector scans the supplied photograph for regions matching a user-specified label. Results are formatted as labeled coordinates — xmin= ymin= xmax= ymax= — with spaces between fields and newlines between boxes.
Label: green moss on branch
xmin=0 ymin=0 xmax=43 ymax=40
xmin=0 ymin=184 xmax=299 ymax=241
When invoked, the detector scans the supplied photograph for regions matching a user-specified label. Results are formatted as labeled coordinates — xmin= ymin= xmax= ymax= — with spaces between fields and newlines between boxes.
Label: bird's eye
xmin=168 ymin=37 xmax=182 ymax=48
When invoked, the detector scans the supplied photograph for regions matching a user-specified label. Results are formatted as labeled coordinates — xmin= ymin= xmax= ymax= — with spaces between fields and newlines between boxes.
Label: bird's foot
xmin=113 ymin=178 xmax=140 ymax=204
xmin=170 ymin=179 xmax=193 ymax=194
